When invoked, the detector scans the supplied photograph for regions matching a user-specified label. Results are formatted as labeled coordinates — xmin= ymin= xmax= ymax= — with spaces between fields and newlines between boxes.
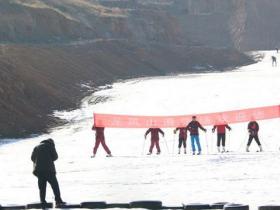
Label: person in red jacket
xmin=91 ymin=126 xmax=112 ymax=158
xmin=212 ymin=124 xmax=231 ymax=153
xmin=246 ymin=121 xmax=263 ymax=152
xmin=174 ymin=127 xmax=188 ymax=154
xmin=145 ymin=128 xmax=165 ymax=155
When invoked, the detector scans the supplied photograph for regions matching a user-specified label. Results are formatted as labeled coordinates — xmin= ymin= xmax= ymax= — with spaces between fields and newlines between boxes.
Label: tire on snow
xmin=211 ymin=202 xmax=229 ymax=209
xmin=224 ymin=203 xmax=249 ymax=210
xmin=129 ymin=200 xmax=163 ymax=209
xmin=106 ymin=203 xmax=130 ymax=208
xmin=56 ymin=203 xmax=81 ymax=209
xmin=26 ymin=202 xmax=53 ymax=209
xmin=258 ymin=206 xmax=280 ymax=210
xmin=1 ymin=205 xmax=26 ymax=209
xmin=183 ymin=203 xmax=211 ymax=210
xmin=80 ymin=201 xmax=107 ymax=209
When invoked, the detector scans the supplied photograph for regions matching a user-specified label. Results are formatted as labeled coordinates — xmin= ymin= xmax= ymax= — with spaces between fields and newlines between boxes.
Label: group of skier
xmin=30 ymin=117 xmax=263 ymax=206
xmin=91 ymin=116 xmax=263 ymax=157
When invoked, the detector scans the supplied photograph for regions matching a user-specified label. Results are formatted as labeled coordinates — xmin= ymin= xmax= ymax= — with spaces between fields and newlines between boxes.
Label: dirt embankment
xmin=1 ymin=0 xmax=280 ymax=50
xmin=0 ymin=41 xmax=254 ymax=138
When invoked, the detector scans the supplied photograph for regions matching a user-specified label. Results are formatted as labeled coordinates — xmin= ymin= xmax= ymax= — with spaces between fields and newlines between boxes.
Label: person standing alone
xmin=92 ymin=126 xmax=112 ymax=157
xmin=186 ymin=116 xmax=207 ymax=155
xmin=31 ymin=138 xmax=65 ymax=207
xmin=246 ymin=120 xmax=263 ymax=152
xmin=272 ymin=56 xmax=277 ymax=67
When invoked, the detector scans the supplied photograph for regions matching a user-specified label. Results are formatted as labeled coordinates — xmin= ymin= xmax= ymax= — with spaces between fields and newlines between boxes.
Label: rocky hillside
xmin=1 ymin=0 xmax=280 ymax=50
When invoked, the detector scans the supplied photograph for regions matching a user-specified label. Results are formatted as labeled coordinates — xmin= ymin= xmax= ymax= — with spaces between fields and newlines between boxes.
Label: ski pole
xmin=237 ymin=131 xmax=248 ymax=152
xmin=163 ymin=137 xmax=170 ymax=154
xmin=210 ymin=132 xmax=213 ymax=154
xmin=228 ymin=132 xmax=231 ymax=152
xmin=141 ymin=137 xmax=146 ymax=155
xmin=172 ymin=133 xmax=176 ymax=155
xmin=205 ymin=133 xmax=209 ymax=155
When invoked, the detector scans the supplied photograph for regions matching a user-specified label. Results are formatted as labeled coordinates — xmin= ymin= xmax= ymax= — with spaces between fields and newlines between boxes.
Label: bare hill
xmin=1 ymin=0 xmax=280 ymax=50
xmin=0 ymin=41 xmax=253 ymax=137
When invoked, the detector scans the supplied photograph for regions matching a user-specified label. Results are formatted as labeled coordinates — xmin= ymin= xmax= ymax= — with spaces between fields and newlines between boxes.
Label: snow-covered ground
xmin=1 ymin=51 xmax=280 ymax=209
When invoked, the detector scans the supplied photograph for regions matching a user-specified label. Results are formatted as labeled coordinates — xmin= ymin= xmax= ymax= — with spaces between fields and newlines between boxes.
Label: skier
xmin=31 ymin=138 xmax=65 ymax=208
xmin=145 ymin=128 xmax=165 ymax=155
xmin=272 ymin=56 xmax=277 ymax=67
xmin=212 ymin=124 xmax=232 ymax=153
xmin=186 ymin=116 xmax=207 ymax=155
xmin=92 ymin=126 xmax=112 ymax=157
xmin=174 ymin=127 xmax=188 ymax=154
xmin=276 ymin=48 xmax=279 ymax=53
xmin=246 ymin=120 xmax=263 ymax=152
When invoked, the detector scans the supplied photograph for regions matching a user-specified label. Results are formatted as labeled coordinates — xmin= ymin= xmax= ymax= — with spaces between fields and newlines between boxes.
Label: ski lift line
xmin=93 ymin=105 xmax=280 ymax=128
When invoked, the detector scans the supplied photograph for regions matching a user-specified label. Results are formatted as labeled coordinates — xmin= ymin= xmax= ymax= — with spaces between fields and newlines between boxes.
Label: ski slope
xmin=1 ymin=51 xmax=280 ymax=209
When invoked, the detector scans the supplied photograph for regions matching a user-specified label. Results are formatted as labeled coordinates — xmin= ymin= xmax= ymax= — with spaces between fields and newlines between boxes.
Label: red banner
xmin=94 ymin=105 xmax=280 ymax=128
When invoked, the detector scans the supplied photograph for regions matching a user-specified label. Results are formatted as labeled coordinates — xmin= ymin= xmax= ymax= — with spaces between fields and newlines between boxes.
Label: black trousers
xmin=247 ymin=135 xmax=261 ymax=146
xmin=37 ymin=172 xmax=62 ymax=203
xmin=178 ymin=137 xmax=187 ymax=148
xmin=217 ymin=133 xmax=226 ymax=147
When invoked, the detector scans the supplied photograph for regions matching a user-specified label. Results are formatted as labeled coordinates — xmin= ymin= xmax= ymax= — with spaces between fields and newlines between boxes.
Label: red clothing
xmin=145 ymin=128 xmax=164 ymax=140
xmin=248 ymin=121 xmax=259 ymax=136
xmin=95 ymin=127 xmax=105 ymax=139
xmin=149 ymin=139 xmax=160 ymax=153
xmin=92 ymin=126 xmax=111 ymax=155
xmin=176 ymin=127 xmax=187 ymax=139
xmin=213 ymin=124 xmax=231 ymax=134
xmin=93 ymin=138 xmax=111 ymax=155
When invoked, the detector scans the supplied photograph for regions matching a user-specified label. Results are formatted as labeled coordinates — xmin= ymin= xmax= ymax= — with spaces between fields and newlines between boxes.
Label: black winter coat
xmin=31 ymin=139 xmax=58 ymax=176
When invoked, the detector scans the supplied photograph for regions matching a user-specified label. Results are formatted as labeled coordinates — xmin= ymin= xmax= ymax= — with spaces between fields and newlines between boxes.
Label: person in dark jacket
xmin=246 ymin=121 xmax=263 ymax=152
xmin=91 ymin=126 xmax=112 ymax=158
xmin=186 ymin=116 xmax=207 ymax=155
xmin=31 ymin=138 xmax=65 ymax=207
xmin=145 ymin=128 xmax=165 ymax=155
xmin=212 ymin=124 xmax=231 ymax=153
xmin=174 ymin=127 xmax=188 ymax=154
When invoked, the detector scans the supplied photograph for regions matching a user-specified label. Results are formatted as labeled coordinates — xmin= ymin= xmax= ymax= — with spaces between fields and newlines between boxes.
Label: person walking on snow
xmin=246 ymin=120 xmax=263 ymax=152
xmin=212 ymin=124 xmax=231 ymax=153
xmin=186 ymin=116 xmax=207 ymax=155
xmin=92 ymin=126 xmax=112 ymax=157
xmin=272 ymin=55 xmax=277 ymax=67
xmin=174 ymin=127 xmax=188 ymax=154
xmin=145 ymin=128 xmax=165 ymax=155
xmin=31 ymin=138 xmax=65 ymax=208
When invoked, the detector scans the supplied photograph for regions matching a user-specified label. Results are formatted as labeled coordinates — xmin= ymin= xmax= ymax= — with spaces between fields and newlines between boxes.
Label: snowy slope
xmin=1 ymin=51 xmax=280 ymax=209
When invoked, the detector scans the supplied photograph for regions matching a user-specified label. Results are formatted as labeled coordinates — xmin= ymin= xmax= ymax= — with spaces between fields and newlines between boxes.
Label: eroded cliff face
xmin=1 ymin=0 xmax=279 ymax=50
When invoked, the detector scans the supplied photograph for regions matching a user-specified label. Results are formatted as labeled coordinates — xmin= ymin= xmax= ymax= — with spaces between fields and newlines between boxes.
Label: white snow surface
xmin=1 ymin=51 xmax=280 ymax=209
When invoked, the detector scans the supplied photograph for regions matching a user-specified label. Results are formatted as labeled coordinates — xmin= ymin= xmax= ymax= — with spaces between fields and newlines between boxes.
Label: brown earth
xmin=0 ymin=41 xmax=254 ymax=138
xmin=1 ymin=0 xmax=280 ymax=50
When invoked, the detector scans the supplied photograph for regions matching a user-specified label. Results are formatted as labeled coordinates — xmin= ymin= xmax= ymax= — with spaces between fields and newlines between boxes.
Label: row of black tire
xmin=0 ymin=201 xmax=279 ymax=210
